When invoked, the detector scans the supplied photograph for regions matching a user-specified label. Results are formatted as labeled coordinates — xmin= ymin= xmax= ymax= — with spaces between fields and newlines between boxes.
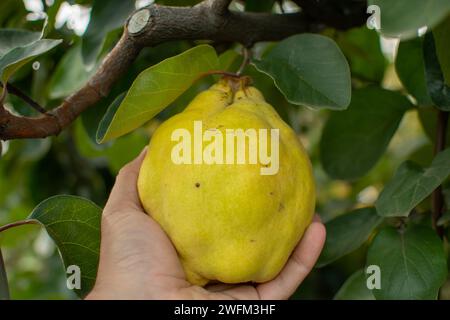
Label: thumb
xmin=103 ymin=147 xmax=148 ymax=215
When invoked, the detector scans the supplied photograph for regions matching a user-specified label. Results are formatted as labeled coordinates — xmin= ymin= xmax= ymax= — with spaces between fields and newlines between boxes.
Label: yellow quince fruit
xmin=138 ymin=78 xmax=315 ymax=286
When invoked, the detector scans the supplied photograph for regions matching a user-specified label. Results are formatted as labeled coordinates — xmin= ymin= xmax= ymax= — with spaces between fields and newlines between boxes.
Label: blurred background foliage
xmin=0 ymin=0 xmax=447 ymax=299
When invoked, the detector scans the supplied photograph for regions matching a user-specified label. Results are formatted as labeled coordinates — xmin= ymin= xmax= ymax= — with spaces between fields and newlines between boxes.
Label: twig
xmin=0 ymin=248 xmax=10 ymax=300
xmin=432 ymin=110 xmax=449 ymax=238
xmin=0 ymin=220 xmax=38 ymax=234
xmin=0 ymin=82 xmax=47 ymax=114
xmin=236 ymin=46 xmax=251 ymax=76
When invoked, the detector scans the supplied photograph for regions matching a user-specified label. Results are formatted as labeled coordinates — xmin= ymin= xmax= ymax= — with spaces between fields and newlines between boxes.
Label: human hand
xmin=86 ymin=148 xmax=326 ymax=300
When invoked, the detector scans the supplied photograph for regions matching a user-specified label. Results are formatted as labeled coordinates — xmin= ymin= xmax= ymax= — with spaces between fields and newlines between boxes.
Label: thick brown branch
xmin=130 ymin=5 xmax=318 ymax=47
xmin=0 ymin=0 xmax=365 ymax=140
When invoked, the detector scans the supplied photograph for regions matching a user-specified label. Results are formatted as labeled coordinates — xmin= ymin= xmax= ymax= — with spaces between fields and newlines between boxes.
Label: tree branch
xmin=0 ymin=0 xmax=366 ymax=140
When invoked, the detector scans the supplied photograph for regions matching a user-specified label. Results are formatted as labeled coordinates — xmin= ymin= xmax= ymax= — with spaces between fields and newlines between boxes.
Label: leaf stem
xmin=0 ymin=248 xmax=10 ymax=300
xmin=432 ymin=110 xmax=449 ymax=238
xmin=201 ymin=70 xmax=241 ymax=78
xmin=236 ymin=46 xmax=251 ymax=76
xmin=0 ymin=220 xmax=38 ymax=234
xmin=0 ymin=219 xmax=38 ymax=299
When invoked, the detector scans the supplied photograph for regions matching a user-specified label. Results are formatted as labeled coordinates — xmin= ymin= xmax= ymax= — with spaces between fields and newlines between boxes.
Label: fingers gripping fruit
xmin=138 ymin=78 xmax=315 ymax=286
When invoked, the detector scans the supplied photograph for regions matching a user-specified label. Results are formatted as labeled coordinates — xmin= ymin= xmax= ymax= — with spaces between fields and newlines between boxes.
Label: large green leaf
xmin=433 ymin=17 xmax=450 ymax=87
xmin=317 ymin=207 xmax=383 ymax=267
xmin=98 ymin=45 xmax=219 ymax=142
xmin=424 ymin=33 xmax=450 ymax=111
xmin=334 ymin=270 xmax=375 ymax=300
xmin=254 ymin=34 xmax=351 ymax=110
xmin=48 ymin=44 xmax=98 ymax=99
xmin=0 ymin=28 xmax=61 ymax=83
xmin=81 ymin=0 xmax=135 ymax=67
xmin=369 ymin=0 xmax=450 ymax=39
xmin=28 ymin=195 xmax=101 ymax=298
xmin=337 ymin=27 xmax=387 ymax=83
xmin=366 ymin=226 xmax=447 ymax=300
xmin=320 ymin=87 xmax=412 ymax=180
xmin=376 ymin=148 xmax=450 ymax=217
xmin=396 ymin=38 xmax=433 ymax=106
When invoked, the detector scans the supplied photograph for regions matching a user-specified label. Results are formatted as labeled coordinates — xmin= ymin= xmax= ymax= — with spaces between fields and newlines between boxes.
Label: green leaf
xmin=0 ymin=28 xmax=61 ymax=83
xmin=81 ymin=0 xmax=135 ymax=67
xmin=334 ymin=270 xmax=375 ymax=300
xmin=317 ymin=207 xmax=383 ymax=267
xmin=254 ymin=34 xmax=351 ymax=110
xmin=48 ymin=44 xmax=97 ymax=99
xmin=98 ymin=45 xmax=219 ymax=142
xmin=96 ymin=92 xmax=127 ymax=143
xmin=0 ymin=29 xmax=41 ymax=57
xmin=366 ymin=226 xmax=447 ymax=299
xmin=0 ymin=39 xmax=62 ymax=83
xmin=245 ymin=0 xmax=275 ymax=12
xmin=376 ymin=148 xmax=450 ymax=217
xmin=218 ymin=49 xmax=240 ymax=72
xmin=424 ymin=32 xmax=450 ymax=111
xmin=369 ymin=0 xmax=450 ymax=39
xmin=320 ymin=87 xmax=412 ymax=180
xmin=337 ymin=27 xmax=387 ymax=83
xmin=396 ymin=38 xmax=433 ymax=106
xmin=433 ymin=16 xmax=450 ymax=87
xmin=28 ymin=195 xmax=101 ymax=298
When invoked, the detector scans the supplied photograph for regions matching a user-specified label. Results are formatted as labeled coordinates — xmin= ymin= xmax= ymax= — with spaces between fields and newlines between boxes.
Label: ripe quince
xmin=138 ymin=78 xmax=315 ymax=286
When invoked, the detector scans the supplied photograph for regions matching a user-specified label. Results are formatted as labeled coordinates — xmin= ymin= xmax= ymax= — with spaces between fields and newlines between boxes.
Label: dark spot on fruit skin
xmin=250 ymin=239 xmax=256 ymax=243
xmin=278 ymin=203 xmax=284 ymax=211
xmin=195 ymin=182 xmax=200 ymax=188
xmin=269 ymin=191 xmax=274 ymax=196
